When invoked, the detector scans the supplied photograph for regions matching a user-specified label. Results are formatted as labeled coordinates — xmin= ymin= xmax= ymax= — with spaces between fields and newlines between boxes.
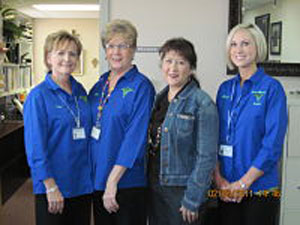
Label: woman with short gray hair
xmin=89 ymin=19 xmax=155 ymax=225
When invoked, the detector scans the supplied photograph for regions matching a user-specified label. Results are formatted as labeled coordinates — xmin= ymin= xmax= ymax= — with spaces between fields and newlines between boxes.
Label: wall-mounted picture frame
xmin=255 ymin=14 xmax=270 ymax=58
xmin=73 ymin=50 xmax=84 ymax=76
xmin=270 ymin=21 xmax=282 ymax=55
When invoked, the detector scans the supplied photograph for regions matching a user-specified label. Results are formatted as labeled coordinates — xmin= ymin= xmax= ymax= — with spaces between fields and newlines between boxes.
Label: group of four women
xmin=24 ymin=19 xmax=287 ymax=225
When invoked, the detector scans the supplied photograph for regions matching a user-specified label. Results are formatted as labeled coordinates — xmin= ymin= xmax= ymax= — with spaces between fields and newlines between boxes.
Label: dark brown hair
xmin=159 ymin=37 xmax=199 ymax=87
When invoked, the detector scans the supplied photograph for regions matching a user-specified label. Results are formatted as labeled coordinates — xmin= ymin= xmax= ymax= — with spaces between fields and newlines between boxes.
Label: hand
xmin=227 ymin=181 xmax=247 ymax=203
xmin=179 ymin=206 xmax=199 ymax=224
xmin=103 ymin=181 xmax=119 ymax=213
xmin=46 ymin=188 xmax=64 ymax=214
xmin=215 ymin=175 xmax=231 ymax=202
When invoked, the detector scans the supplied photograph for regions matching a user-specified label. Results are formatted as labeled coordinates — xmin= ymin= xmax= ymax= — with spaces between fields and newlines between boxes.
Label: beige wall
xmin=108 ymin=0 xmax=229 ymax=97
xmin=33 ymin=18 xmax=99 ymax=91
xmin=104 ymin=0 xmax=300 ymax=98
xmin=31 ymin=1 xmax=300 ymax=97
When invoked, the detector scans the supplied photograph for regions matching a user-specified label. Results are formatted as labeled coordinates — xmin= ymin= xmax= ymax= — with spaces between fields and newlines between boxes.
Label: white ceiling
xmin=6 ymin=0 xmax=99 ymax=18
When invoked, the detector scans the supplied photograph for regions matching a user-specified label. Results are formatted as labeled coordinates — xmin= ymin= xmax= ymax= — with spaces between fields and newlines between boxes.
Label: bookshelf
xmin=0 ymin=12 xmax=32 ymax=98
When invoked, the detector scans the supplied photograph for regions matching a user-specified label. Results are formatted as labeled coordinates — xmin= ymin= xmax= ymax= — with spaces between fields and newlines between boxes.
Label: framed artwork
xmin=73 ymin=50 xmax=84 ymax=76
xmin=270 ymin=21 xmax=282 ymax=55
xmin=255 ymin=14 xmax=270 ymax=58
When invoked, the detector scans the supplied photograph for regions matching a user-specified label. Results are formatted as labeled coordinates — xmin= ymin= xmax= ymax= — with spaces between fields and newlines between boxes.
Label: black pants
xmin=148 ymin=183 xmax=205 ymax=225
xmin=35 ymin=193 xmax=92 ymax=225
xmin=93 ymin=187 xmax=147 ymax=225
xmin=218 ymin=195 xmax=280 ymax=225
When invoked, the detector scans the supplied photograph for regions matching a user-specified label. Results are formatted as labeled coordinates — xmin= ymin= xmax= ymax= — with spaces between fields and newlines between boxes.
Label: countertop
xmin=0 ymin=121 xmax=24 ymax=139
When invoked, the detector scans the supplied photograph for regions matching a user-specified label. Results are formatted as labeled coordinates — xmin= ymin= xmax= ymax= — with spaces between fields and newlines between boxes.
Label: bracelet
xmin=46 ymin=185 xmax=58 ymax=193
xmin=239 ymin=180 xmax=246 ymax=189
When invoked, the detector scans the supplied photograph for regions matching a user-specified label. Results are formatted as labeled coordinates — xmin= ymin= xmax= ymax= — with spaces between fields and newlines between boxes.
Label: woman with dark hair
xmin=147 ymin=37 xmax=218 ymax=225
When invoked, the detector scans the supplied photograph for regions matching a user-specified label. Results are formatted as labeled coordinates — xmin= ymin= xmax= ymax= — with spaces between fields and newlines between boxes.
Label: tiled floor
xmin=0 ymin=179 xmax=35 ymax=225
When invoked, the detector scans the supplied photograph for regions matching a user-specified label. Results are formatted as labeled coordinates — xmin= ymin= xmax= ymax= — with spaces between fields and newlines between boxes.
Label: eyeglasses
xmin=105 ymin=43 xmax=131 ymax=50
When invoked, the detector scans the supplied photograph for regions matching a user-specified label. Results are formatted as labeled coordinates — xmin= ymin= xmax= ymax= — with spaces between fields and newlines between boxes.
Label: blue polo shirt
xmin=89 ymin=65 xmax=155 ymax=191
xmin=24 ymin=73 xmax=93 ymax=198
xmin=216 ymin=68 xmax=287 ymax=192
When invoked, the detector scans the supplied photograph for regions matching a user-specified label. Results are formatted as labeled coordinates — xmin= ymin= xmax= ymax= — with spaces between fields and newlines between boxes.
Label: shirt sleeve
xmin=252 ymin=82 xmax=288 ymax=172
xmin=182 ymin=99 xmax=219 ymax=211
xmin=24 ymin=91 xmax=53 ymax=181
xmin=115 ymin=81 xmax=155 ymax=168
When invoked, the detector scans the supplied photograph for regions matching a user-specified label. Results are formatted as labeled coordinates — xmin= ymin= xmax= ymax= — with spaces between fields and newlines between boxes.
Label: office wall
xmin=243 ymin=0 xmax=300 ymax=63
xmin=106 ymin=0 xmax=300 ymax=98
xmin=108 ymin=0 xmax=229 ymax=97
xmin=33 ymin=18 xmax=99 ymax=91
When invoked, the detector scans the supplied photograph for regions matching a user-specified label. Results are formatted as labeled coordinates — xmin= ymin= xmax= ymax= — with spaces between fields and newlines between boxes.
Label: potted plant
xmin=1 ymin=4 xmax=26 ymax=42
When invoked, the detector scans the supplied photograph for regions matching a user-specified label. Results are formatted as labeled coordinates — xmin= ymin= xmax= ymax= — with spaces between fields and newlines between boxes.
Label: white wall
xmin=243 ymin=0 xmax=300 ymax=63
xmin=33 ymin=18 xmax=99 ymax=91
xmin=101 ymin=0 xmax=300 ymax=98
xmin=107 ymin=0 xmax=229 ymax=98
xmin=241 ymin=0 xmax=300 ymax=93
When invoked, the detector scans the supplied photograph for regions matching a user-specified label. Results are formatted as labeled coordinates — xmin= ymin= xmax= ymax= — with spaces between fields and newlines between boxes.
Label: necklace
xmin=95 ymin=74 xmax=115 ymax=126
xmin=148 ymin=124 xmax=162 ymax=156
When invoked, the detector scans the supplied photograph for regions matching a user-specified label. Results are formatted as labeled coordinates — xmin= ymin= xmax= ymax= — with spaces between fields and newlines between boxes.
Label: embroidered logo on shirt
xmin=221 ymin=95 xmax=230 ymax=99
xmin=79 ymin=95 xmax=88 ymax=103
xmin=121 ymin=87 xmax=134 ymax=98
xmin=252 ymin=91 xmax=266 ymax=106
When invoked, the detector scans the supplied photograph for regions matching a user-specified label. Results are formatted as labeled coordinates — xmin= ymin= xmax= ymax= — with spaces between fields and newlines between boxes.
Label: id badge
xmin=219 ymin=145 xmax=233 ymax=157
xmin=72 ymin=127 xmax=86 ymax=140
xmin=91 ymin=126 xmax=101 ymax=140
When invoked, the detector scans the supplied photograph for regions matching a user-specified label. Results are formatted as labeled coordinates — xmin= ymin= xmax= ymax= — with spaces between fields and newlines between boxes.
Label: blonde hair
xmin=226 ymin=23 xmax=267 ymax=70
xmin=44 ymin=30 xmax=82 ymax=71
xmin=101 ymin=19 xmax=138 ymax=49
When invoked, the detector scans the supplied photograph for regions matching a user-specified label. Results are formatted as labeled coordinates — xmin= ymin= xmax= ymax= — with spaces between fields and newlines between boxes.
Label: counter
xmin=0 ymin=121 xmax=29 ymax=206
xmin=0 ymin=121 xmax=24 ymax=139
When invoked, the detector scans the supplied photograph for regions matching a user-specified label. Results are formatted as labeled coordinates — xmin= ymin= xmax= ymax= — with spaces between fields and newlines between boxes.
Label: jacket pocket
xmin=176 ymin=113 xmax=195 ymax=135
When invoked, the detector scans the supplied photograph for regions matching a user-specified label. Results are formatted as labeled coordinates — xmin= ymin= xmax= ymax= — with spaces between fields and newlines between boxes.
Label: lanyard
xmin=226 ymin=81 xmax=242 ymax=144
xmin=95 ymin=74 xmax=115 ymax=128
xmin=57 ymin=93 xmax=81 ymax=128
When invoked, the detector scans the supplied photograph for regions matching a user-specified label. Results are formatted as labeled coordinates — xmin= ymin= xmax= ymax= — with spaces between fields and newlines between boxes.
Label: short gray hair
xmin=101 ymin=19 xmax=138 ymax=49
xmin=226 ymin=23 xmax=267 ymax=70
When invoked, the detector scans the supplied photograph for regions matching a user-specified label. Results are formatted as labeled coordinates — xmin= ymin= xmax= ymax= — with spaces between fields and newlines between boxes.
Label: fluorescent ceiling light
xmin=32 ymin=4 xmax=99 ymax=11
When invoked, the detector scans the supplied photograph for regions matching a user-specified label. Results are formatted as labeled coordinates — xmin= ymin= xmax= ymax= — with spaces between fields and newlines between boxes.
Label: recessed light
xmin=32 ymin=4 xmax=99 ymax=11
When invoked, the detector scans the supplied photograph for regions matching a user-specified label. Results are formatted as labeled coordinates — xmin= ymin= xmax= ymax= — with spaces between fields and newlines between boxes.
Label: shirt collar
xmin=234 ymin=67 xmax=265 ymax=86
xmin=158 ymin=79 xmax=198 ymax=101
xmin=99 ymin=65 xmax=138 ymax=82
xmin=176 ymin=79 xmax=198 ymax=100
xmin=45 ymin=72 xmax=78 ymax=95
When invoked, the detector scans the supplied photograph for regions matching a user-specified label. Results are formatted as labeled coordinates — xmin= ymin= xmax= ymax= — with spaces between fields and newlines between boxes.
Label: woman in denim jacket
xmin=147 ymin=38 xmax=219 ymax=225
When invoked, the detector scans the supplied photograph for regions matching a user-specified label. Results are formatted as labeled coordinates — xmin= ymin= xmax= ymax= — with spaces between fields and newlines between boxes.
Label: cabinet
xmin=0 ymin=63 xmax=32 ymax=97
xmin=0 ymin=123 xmax=30 ymax=207
xmin=280 ymin=95 xmax=300 ymax=225
xmin=0 ymin=11 xmax=32 ymax=98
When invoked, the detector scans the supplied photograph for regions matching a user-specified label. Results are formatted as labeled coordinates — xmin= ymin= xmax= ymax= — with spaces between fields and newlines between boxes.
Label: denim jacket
xmin=153 ymin=80 xmax=219 ymax=211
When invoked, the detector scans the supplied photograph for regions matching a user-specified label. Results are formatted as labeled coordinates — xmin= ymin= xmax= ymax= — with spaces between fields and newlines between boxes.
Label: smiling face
xmin=230 ymin=29 xmax=257 ymax=70
xmin=105 ymin=35 xmax=135 ymax=74
xmin=162 ymin=50 xmax=192 ymax=90
xmin=47 ymin=40 xmax=79 ymax=77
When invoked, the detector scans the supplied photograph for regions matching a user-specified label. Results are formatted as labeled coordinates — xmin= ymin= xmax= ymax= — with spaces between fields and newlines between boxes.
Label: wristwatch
xmin=239 ymin=180 xmax=246 ymax=189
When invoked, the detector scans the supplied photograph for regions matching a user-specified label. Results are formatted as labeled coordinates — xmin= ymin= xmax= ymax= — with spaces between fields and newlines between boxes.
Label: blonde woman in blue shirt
xmin=214 ymin=23 xmax=287 ymax=225
xmin=24 ymin=30 xmax=93 ymax=225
